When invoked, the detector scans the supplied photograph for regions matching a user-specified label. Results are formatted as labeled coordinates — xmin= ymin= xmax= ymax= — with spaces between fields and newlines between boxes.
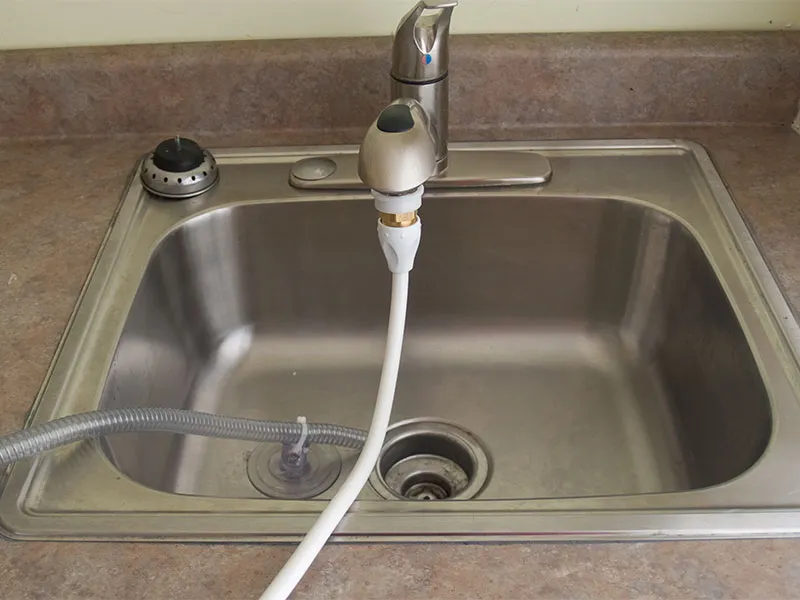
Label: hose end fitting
xmin=379 ymin=211 xmax=418 ymax=228
xmin=372 ymin=186 xmax=424 ymax=274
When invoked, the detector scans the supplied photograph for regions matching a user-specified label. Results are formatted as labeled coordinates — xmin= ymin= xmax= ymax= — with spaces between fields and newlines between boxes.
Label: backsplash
xmin=1 ymin=32 xmax=799 ymax=140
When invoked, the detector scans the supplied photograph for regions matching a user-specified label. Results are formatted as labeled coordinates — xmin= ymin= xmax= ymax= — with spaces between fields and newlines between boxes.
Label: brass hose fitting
xmin=379 ymin=211 xmax=418 ymax=228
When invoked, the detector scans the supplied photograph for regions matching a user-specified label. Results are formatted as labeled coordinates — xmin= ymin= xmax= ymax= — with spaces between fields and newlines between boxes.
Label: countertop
xmin=1 ymin=125 xmax=800 ymax=599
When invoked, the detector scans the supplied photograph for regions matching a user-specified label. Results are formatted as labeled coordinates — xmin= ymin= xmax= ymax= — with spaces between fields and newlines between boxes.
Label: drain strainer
xmin=247 ymin=442 xmax=341 ymax=500
xmin=369 ymin=419 xmax=490 ymax=501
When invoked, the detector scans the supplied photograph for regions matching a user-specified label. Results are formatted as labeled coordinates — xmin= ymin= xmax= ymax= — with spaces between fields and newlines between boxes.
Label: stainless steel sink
xmin=4 ymin=140 xmax=800 ymax=541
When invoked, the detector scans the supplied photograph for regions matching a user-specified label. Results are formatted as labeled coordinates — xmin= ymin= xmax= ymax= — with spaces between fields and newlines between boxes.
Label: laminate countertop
xmin=1 ymin=125 xmax=800 ymax=599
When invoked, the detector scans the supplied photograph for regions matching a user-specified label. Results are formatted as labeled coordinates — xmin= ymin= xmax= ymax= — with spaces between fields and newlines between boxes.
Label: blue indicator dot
xmin=424 ymin=54 xmax=432 ymax=65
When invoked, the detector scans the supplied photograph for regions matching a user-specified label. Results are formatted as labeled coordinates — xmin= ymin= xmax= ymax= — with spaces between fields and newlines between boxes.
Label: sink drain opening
xmin=370 ymin=419 xmax=490 ymax=501
xmin=401 ymin=471 xmax=453 ymax=500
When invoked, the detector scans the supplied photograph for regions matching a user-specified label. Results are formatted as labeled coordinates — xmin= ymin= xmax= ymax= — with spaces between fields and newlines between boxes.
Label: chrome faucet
xmin=391 ymin=1 xmax=457 ymax=175
xmin=289 ymin=0 xmax=552 ymax=193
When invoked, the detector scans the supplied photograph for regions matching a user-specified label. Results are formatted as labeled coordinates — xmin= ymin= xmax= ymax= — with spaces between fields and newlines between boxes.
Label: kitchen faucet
xmin=288 ymin=0 xmax=551 ymax=191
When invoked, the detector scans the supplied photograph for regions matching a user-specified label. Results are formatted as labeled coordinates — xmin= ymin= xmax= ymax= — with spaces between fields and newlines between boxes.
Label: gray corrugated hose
xmin=0 ymin=407 xmax=367 ymax=466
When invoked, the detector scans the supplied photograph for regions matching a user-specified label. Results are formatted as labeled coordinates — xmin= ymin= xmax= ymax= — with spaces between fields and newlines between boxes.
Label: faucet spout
xmin=358 ymin=99 xmax=436 ymax=196
xmin=391 ymin=0 xmax=457 ymax=175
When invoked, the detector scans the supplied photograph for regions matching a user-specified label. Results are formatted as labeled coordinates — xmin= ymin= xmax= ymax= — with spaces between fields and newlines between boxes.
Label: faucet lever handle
xmin=392 ymin=0 xmax=458 ymax=83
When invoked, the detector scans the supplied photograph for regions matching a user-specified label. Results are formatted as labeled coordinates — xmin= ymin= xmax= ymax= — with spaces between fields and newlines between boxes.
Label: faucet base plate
xmin=289 ymin=149 xmax=552 ymax=191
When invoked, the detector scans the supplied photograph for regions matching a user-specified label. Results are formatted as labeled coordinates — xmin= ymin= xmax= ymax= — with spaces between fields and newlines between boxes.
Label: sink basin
xmin=102 ymin=186 xmax=770 ymax=500
xmin=4 ymin=140 xmax=800 ymax=541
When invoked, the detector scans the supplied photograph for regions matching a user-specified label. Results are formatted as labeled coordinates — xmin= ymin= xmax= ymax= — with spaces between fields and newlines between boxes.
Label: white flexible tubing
xmin=260 ymin=271 xmax=410 ymax=600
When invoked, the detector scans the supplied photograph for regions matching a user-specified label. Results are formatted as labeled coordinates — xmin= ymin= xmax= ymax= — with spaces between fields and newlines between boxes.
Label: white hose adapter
xmin=373 ymin=185 xmax=424 ymax=275
xmin=377 ymin=220 xmax=421 ymax=274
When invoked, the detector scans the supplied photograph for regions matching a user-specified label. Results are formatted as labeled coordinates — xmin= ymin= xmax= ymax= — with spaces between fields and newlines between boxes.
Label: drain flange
xmin=370 ymin=419 xmax=490 ymax=501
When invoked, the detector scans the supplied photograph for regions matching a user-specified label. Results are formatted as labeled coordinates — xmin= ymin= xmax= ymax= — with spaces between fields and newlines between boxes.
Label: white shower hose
xmin=261 ymin=210 xmax=422 ymax=599
xmin=261 ymin=271 xmax=409 ymax=599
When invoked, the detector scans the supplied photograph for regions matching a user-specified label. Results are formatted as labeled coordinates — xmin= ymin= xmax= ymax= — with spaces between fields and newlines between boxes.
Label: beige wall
xmin=0 ymin=0 xmax=798 ymax=50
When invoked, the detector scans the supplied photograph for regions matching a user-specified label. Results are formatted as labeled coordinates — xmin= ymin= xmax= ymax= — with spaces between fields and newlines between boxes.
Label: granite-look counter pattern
xmin=1 ymin=32 xmax=799 ymax=140
xmin=1 ymin=125 xmax=800 ymax=599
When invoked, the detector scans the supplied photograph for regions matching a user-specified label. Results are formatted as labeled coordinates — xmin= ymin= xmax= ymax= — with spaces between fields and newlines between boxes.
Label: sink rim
xmin=4 ymin=139 xmax=800 ymax=542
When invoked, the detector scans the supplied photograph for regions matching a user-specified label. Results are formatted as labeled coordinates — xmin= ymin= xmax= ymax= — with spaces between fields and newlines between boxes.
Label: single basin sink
xmin=4 ymin=140 xmax=800 ymax=541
